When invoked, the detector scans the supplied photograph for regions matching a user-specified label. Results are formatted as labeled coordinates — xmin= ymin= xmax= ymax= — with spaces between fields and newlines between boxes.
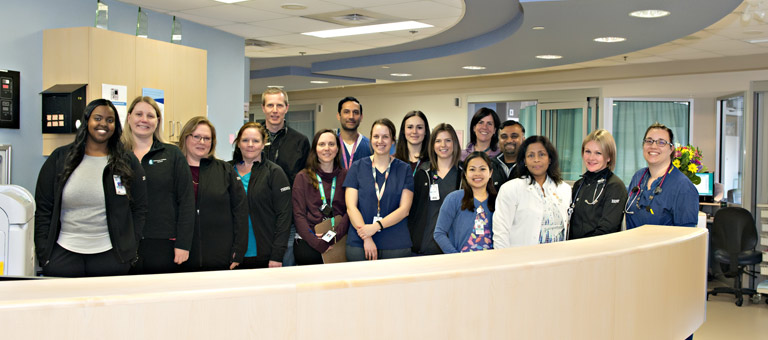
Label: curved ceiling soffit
xmin=250 ymin=0 xmax=523 ymax=79
xmin=312 ymin=2 xmax=524 ymax=73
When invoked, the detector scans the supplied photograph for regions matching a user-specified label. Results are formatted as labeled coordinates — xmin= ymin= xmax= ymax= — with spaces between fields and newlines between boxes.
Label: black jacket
xmin=139 ymin=139 xmax=195 ymax=250
xmin=408 ymin=163 xmax=462 ymax=254
xmin=263 ymin=125 xmax=310 ymax=187
xmin=34 ymin=144 xmax=148 ymax=265
xmin=184 ymin=157 xmax=248 ymax=269
xmin=228 ymin=158 xmax=292 ymax=263
xmin=568 ymin=168 xmax=628 ymax=240
xmin=491 ymin=153 xmax=516 ymax=192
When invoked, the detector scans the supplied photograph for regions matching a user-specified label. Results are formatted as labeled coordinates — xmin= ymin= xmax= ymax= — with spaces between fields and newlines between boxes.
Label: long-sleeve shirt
xmin=433 ymin=190 xmax=493 ymax=254
xmin=292 ymin=167 xmax=350 ymax=253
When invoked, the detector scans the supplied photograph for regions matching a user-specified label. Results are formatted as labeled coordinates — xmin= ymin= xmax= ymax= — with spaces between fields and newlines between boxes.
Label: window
xmin=611 ymin=100 xmax=691 ymax=184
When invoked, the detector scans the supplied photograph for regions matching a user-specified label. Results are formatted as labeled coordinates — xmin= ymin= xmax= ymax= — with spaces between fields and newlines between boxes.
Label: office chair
xmin=706 ymin=207 xmax=761 ymax=306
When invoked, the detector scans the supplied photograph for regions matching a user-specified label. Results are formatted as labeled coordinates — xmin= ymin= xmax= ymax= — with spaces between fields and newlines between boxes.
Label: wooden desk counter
xmin=0 ymin=226 xmax=707 ymax=339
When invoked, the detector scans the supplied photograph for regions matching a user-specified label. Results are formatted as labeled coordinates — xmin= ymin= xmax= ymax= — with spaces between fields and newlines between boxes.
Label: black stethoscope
xmin=568 ymin=173 xmax=607 ymax=216
xmin=624 ymin=163 xmax=672 ymax=215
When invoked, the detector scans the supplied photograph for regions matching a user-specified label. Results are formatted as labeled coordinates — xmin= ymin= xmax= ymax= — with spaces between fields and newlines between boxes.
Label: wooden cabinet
xmin=42 ymin=27 xmax=207 ymax=154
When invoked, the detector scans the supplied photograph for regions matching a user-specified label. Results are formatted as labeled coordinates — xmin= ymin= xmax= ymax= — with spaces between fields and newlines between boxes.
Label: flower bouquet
xmin=673 ymin=145 xmax=708 ymax=185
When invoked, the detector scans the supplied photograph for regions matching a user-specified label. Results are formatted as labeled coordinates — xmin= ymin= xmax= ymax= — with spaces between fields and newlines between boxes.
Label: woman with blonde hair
xmin=122 ymin=96 xmax=194 ymax=273
xmin=568 ymin=129 xmax=627 ymax=240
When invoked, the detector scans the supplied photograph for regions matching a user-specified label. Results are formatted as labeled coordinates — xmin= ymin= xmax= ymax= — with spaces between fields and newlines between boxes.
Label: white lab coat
xmin=493 ymin=176 xmax=572 ymax=248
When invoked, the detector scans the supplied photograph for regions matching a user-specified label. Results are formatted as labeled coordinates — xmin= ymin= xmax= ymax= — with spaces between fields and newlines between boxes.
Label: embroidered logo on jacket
xmin=148 ymin=158 xmax=167 ymax=165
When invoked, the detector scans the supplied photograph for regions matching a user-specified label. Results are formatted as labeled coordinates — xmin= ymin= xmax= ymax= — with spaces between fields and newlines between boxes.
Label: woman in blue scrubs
xmin=625 ymin=123 xmax=698 ymax=229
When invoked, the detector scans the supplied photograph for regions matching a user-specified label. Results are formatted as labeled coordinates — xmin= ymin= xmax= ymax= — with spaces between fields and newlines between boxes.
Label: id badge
xmin=474 ymin=218 xmax=484 ymax=234
xmin=372 ymin=215 xmax=383 ymax=223
xmin=113 ymin=175 xmax=127 ymax=195
xmin=321 ymin=230 xmax=337 ymax=242
xmin=429 ymin=183 xmax=440 ymax=201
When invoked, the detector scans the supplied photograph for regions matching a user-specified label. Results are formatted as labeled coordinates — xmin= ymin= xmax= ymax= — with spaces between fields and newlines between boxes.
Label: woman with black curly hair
xmin=34 ymin=99 xmax=147 ymax=277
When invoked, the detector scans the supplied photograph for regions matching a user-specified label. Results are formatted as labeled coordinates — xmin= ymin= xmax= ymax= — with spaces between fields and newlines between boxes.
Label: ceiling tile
xmin=369 ymin=1 xmax=463 ymax=20
xmin=676 ymin=38 xmax=756 ymax=52
xmin=324 ymin=0 xmax=420 ymax=7
xmin=430 ymin=0 xmax=464 ymax=9
xmin=118 ymin=0 xmax=214 ymax=12
xmin=169 ymin=11 xmax=235 ymax=27
xmin=237 ymin=0 xmax=352 ymax=16
xmin=714 ymin=46 xmax=768 ymax=56
xmin=181 ymin=4 xmax=288 ymax=23
xmin=215 ymin=24 xmax=291 ymax=39
xmin=661 ymin=51 xmax=724 ymax=60
xmin=268 ymin=46 xmax=335 ymax=56
xmin=307 ymin=42 xmax=374 ymax=52
xmin=258 ymin=33 xmax=330 ymax=46
xmin=248 ymin=17 xmax=347 ymax=33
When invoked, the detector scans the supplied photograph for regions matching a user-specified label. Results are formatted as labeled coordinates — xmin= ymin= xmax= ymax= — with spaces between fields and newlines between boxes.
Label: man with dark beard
xmin=336 ymin=96 xmax=371 ymax=169
xmin=492 ymin=120 xmax=525 ymax=191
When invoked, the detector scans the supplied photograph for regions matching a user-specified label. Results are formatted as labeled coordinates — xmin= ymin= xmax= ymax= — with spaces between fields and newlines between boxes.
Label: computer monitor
xmin=694 ymin=172 xmax=714 ymax=202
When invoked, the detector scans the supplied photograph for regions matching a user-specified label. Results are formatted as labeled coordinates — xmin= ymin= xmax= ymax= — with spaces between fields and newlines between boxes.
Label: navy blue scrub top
xmin=343 ymin=156 xmax=414 ymax=250
xmin=625 ymin=165 xmax=699 ymax=229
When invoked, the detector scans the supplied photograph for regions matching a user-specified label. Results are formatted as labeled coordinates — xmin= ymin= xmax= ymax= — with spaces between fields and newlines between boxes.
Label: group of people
xmin=33 ymin=88 xmax=700 ymax=278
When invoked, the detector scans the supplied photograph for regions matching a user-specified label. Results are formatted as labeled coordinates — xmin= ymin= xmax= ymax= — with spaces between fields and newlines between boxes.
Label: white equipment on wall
xmin=0 ymin=185 xmax=35 ymax=276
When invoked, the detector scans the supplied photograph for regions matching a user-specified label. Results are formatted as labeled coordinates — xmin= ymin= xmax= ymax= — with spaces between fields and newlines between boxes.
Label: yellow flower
xmin=682 ymin=149 xmax=690 ymax=155
xmin=673 ymin=159 xmax=681 ymax=168
xmin=688 ymin=164 xmax=698 ymax=173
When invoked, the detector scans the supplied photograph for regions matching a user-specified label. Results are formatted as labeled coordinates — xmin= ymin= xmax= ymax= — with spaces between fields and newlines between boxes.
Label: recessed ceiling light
xmin=381 ymin=66 xmax=390 ymax=69
xmin=267 ymin=85 xmax=284 ymax=88
xmin=390 ymin=73 xmax=412 ymax=77
xmin=310 ymin=80 xmax=328 ymax=84
xmin=462 ymin=66 xmax=486 ymax=70
xmin=536 ymin=55 xmax=562 ymax=60
xmin=302 ymin=21 xmax=433 ymax=38
xmin=747 ymin=38 xmax=768 ymax=43
xmin=532 ymin=26 xmax=545 ymax=30
xmin=594 ymin=37 xmax=626 ymax=43
xmin=214 ymin=0 xmax=248 ymax=3
xmin=281 ymin=3 xmax=307 ymax=10
xmin=629 ymin=9 xmax=670 ymax=18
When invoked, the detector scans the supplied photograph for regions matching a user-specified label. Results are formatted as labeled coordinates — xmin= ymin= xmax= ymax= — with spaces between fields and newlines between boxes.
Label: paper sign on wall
xmin=102 ymin=84 xmax=128 ymax=123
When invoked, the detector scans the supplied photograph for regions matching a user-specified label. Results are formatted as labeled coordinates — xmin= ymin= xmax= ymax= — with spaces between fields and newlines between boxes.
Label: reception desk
xmin=0 ymin=226 xmax=707 ymax=339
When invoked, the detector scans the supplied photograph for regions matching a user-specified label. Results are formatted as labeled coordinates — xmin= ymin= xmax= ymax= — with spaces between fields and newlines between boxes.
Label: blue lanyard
xmin=316 ymin=174 xmax=336 ymax=229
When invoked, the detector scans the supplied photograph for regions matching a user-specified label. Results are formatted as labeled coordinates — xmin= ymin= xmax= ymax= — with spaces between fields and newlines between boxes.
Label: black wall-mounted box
xmin=41 ymin=84 xmax=86 ymax=133
xmin=0 ymin=69 xmax=20 ymax=129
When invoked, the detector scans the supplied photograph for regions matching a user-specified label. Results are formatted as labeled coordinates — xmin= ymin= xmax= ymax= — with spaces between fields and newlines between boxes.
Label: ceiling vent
xmin=245 ymin=39 xmax=280 ymax=48
xmin=304 ymin=9 xmax=399 ymax=27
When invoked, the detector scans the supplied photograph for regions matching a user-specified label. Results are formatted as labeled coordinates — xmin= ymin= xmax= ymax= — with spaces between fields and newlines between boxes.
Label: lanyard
xmin=340 ymin=134 xmax=359 ymax=169
xmin=316 ymin=174 xmax=336 ymax=229
xmin=371 ymin=156 xmax=393 ymax=217
xmin=626 ymin=164 xmax=672 ymax=215
xmin=412 ymin=159 xmax=421 ymax=176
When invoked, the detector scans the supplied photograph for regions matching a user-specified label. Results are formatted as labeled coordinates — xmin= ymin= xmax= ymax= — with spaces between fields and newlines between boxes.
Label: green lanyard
xmin=316 ymin=174 xmax=336 ymax=230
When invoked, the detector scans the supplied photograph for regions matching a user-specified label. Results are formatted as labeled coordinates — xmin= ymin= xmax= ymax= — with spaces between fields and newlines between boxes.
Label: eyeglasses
xmin=189 ymin=134 xmax=212 ymax=143
xmin=642 ymin=138 xmax=671 ymax=147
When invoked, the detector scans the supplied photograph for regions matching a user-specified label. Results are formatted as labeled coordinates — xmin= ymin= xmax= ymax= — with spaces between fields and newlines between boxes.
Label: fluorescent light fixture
xmin=532 ymin=26 xmax=545 ymax=30
xmin=594 ymin=37 xmax=626 ymax=43
xmin=747 ymin=38 xmax=768 ymax=43
xmin=310 ymin=80 xmax=328 ymax=84
xmin=390 ymin=73 xmax=412 ymax=77
xmin=462 ymin=66 xmax=486 ymax=70
xmin=214 ymin=0 xmax=248 ymax=3
xmin=629 ymin=10 xmax=670 ymax=18
xmin=303 ymin=21 xmax=433 ymax=38
xmin=267 ymin=85 xmax=284 ymax=88
xmin=536 ymin=55 xmax=562 ymax=60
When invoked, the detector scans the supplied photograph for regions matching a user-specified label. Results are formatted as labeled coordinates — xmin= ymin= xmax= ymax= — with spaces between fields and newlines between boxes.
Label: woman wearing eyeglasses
xmin=179 ymin=117 xmax=248 ymax=271
xmin=625 ymin=123 xmax=698 ymax=230
xmin=568 ymin=129 xmax=627 ymax=240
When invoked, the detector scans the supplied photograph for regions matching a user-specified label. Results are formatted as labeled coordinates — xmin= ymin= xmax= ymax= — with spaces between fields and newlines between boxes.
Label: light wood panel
xmin=135 ymin=38 xmax=174 ymax=141
xmin=0 ymin=226 xmax=708 ymax=340
xmin=171 ymin=44 xmax=207 ymax=142
xmin=42 ymin=27 xmax=206 ymax=153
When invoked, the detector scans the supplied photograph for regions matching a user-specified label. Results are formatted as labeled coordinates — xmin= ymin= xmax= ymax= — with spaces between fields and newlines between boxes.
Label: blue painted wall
xmin=0 ymin=0 xmax=245 ymax=192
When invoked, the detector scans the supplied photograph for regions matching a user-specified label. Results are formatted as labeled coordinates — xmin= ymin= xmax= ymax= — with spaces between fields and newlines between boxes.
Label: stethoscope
xmin=568 ymin=173 xmax=607 ymax=216
xmin=624 ymin=163 xmax=672 ymax=215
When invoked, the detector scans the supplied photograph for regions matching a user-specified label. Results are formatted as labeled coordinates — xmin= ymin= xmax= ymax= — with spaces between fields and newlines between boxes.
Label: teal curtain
xmin=554 ymin=109 xmax=583 ymax=181
xmin=612 ymin=101 xmax=690 ymax=185
xmin=519 ymin=104 xmax=537 ymax=134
